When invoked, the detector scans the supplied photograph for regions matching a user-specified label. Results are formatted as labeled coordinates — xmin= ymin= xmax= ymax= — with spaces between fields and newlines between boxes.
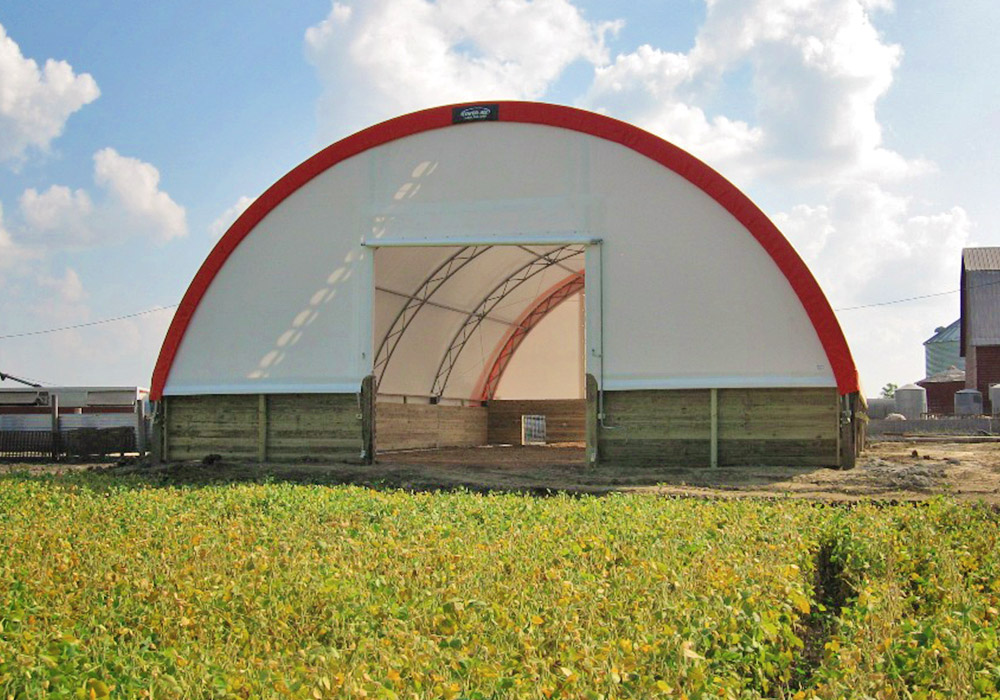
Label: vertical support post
xmin=361 ymin=375 xmax=375 ymax=464
xmin=585 ymin=373 xmax=599 ymax=464
xmin=257 ymin=394 xmax=268 ymax=463
xmin=151 ymin=401 xmax=163 ymax=464
xmin=161 ymin=397 xmax=169 ymax=463
xmin=50 ymin=393 xmax=60 ymax=462
xmin=839 ymin=393 xmax=857 ymax=470
xmin=709 ymin=388 xmax=718 ymax=468
xmin=135 ymin=396 xmax=147 ymax=455
xmin=584 ymin=244 xmax=603 ymax=413
xmin=357 ymin=246 xmax=375 ymax=379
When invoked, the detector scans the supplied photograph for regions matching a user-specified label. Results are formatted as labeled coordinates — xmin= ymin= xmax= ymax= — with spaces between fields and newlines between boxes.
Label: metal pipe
xmin=375 ymin=286 xmax=515 ymax=326
xmin=362 ymin=234 xmax=602 ymax=248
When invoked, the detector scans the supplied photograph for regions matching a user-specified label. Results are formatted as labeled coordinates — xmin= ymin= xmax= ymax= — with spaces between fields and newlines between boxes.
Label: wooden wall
xmin=598 ymin=387 xmax=840 ymax=467
xmin=162 ymin=393 xmax=361 ymax=462
xmin=486 ymin=399 xmax=587 ymax=445
xmin=376 ymin=403 xmax=487 ymax=452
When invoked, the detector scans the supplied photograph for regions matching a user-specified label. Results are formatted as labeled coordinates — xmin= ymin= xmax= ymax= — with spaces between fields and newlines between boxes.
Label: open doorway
xmin=371 ymin=243 xmax=588 ymax=465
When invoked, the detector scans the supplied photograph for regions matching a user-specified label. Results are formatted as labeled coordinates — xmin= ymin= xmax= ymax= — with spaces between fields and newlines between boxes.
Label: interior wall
xmin=487 ymin=399 xmax=586 ymax=444
xmin=376 ymin=402 xmax=487 ymax=452
xmin=493 ymin=294 xmax=585 ymax=400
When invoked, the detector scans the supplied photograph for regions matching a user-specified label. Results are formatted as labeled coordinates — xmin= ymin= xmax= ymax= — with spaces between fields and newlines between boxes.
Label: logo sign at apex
xmin=452 ymin=104 xmax=499 ymax=124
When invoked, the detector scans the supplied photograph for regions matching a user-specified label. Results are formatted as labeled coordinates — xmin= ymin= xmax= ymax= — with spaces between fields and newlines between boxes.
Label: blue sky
xmin=0 ymin=0 xmax=998 ymax=393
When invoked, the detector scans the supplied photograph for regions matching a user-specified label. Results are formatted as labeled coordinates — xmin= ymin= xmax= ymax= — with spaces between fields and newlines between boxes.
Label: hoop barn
xmin=150 ymin=102 xmax=863 ymax=468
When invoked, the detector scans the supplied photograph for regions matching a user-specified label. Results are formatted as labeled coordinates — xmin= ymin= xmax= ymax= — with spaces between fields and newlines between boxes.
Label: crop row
xmin=0 ymin=474 xmax=997 ymax=698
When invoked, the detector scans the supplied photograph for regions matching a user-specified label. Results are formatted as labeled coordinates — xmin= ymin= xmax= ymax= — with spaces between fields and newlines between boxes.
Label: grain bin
xmin=865 ymin=397 xmax=896 ymax=419
xmin=955 ymin=389 xmax=984 ymax=416
xmin=990 ymin=385 xmax=1000 ymax=417
xmin=894 ymin=384 xmax=926 ymax=420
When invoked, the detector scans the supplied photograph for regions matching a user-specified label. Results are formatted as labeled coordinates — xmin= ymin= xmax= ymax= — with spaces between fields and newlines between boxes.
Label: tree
xmin=881 ymin=382 xmax=898 ymax=399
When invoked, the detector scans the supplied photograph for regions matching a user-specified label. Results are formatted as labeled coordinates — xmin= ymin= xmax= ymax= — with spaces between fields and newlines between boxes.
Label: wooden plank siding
xmin=598 ymin=387 xmax=840 ymax=467
xmin=486 ymin=399 xmax=586 ymax=444
xmin=376 ymin=403 xmax=487 ymax=452
xmin=163 ymin=393 xmax=362 ymax=463
xmin=266 ymin=394 xmax=361 ymax=461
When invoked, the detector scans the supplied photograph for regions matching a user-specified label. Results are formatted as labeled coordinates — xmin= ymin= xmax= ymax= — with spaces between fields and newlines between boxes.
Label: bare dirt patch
xmin=7 ymin=440 xmax=1000 ymax=502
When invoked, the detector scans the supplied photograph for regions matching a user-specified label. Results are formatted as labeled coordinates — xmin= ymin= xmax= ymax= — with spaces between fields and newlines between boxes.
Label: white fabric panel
xmin=165 ymin=157 xmax=371 ymax=395
xmin=166 ymin=122 xmax=833 ymax=397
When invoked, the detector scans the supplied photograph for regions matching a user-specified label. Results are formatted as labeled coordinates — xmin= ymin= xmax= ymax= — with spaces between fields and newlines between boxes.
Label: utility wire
xmin=835 ymin=275 xmax=1000 ymax=312
xmin=835 ymin=288 xmax=958 ymax=312
xmin=0 ymin=304 xmax=178 ymax=341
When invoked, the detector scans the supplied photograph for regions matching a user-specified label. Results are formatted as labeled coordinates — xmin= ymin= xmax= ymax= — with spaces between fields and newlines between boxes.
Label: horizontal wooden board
xmin=597 ymin=388 xmax=840 ymax=467
xmin=377 ymin=403 xmax=487 ymax=452
xmin=598 ymin=439 xmax=711 ymax=466
xmin=601 ymin=390 xmax=711 ymax=440
xmin=719 ymin=439 xmax=839 ymax=467
xmin=165 ymin=393 xmax=362 ymax=463
xmin=718 ymin=388 xmax=838 ymax=441
xmin=165 ymin=395 xmax=257 ymax=460
xmin=487 ymin=399 xmax=586 ymax=444
xmin=267 ymin=394 xmax=361 ymax=461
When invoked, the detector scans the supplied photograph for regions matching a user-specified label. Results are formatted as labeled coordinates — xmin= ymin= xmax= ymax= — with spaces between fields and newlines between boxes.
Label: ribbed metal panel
xmin=963 ymin=247 xmax=1000 ymax=271
xmin=925 ymin=340 xmax=965 ymax=377
xmin=0 ymin=413 xmax=137 ymax=432
xmin=964 ymin=269 xmax=1000 ymax=346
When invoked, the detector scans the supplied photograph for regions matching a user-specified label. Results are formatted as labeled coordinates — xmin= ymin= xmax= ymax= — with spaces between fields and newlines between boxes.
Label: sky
xmin=0 ymin=0 xmax=998 ymax=395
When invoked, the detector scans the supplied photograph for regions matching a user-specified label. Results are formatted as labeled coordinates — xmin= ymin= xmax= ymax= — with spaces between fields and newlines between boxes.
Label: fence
xmin=0 ymin=401 xmax=147 ymax=460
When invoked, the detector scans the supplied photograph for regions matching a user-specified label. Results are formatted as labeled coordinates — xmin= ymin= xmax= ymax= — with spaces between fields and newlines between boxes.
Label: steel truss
xmin=373 ymin=246 xmax=490 ymax=389
xmin=430 ymin=245 xmax=585 ymax=399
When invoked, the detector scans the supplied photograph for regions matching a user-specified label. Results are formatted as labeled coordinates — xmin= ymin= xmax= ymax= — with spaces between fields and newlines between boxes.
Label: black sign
xmin=452 ymin=104 xmax=499 ymax=124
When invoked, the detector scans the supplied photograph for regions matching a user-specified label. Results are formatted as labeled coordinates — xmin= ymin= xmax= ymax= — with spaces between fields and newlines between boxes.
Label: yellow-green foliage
xmin=0 ymin=474 xmax=997 ymax=699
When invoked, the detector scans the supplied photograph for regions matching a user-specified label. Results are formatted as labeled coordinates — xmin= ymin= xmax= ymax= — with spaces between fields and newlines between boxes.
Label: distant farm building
xmin=924 ymin=320 xmax=964 ymax=377
xmin=151 ymin=102 xmax=863 ymax=468
xmin=0 ymin=386 xmax=149 ymax=458
xmin=961 ymin=247 xmax=1000 ymax=413
xmin=917 ymin=366 xmax=966 ymax=416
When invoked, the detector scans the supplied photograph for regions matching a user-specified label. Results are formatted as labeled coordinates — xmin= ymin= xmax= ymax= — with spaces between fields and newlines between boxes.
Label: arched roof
xmin=150 ymin=101 xmax=859 ymax=400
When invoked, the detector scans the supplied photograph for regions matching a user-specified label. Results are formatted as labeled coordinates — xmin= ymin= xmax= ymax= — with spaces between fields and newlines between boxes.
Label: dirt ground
xmin=6 ymin=439 xmax=1000 ymax=503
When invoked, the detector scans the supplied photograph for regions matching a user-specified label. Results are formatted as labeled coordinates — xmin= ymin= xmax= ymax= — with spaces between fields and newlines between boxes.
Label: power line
xmin=0 ymin=304 xmax=178 ymax=341
xmin=835 ymin=276 xmax=1000 ymax=312
xmin=835 ymin=289 xmax=958 ymax=311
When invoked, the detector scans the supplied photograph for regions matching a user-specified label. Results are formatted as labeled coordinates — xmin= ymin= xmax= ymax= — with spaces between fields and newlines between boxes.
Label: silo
xmin=894 ymin=384 xmax=927 ymax=420
xmin=865 ymin=397 xmax=896 ymax=419
xmin=989 ymin=385 xmax=1000 ymax=418
xmin=955 ymin=389 xmax=984 ymax=416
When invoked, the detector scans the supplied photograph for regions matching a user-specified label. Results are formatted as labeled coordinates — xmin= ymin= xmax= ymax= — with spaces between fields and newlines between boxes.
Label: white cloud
xmin=37 ymin=267 xmax=85 ymax=305
xmin=209 ymin=195 xmax=254 ymax=239
xmin=93 ymin=148 xmax=187 ymax=243
xmin=582 ymin=0 xmax=930 ymax=186
xmin=14 ymin=148 xmax=188 ymax=247
xmin=19 ymin=185 xmax=94 ymax=244
xmin=306 ymin=0 xmax=621 ymax=134
xmin=776 ymin=184 xmax=972 ymax=391
xmin=0 ymin=22 xmax=99 ymax=164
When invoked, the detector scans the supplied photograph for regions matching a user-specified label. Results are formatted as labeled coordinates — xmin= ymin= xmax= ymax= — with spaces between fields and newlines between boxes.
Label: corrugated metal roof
xmin=963 ymin=247 xmax=1000 ymax=271
xmin=919 ymin=366 xmax=965 ymax=384
xmin=924 ymin=318 xmax=961 ymax=345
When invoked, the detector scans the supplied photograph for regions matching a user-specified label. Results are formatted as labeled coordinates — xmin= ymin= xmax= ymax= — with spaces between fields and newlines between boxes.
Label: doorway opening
xmin=370 ymin=243 xmax=589 ymax=466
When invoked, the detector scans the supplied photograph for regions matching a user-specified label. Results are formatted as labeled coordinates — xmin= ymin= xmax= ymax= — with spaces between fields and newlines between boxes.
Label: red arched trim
xmin=477 ymin=272 xmax=585 ymax=401
xmin=151 ymin=101 xmax=859 ymax=399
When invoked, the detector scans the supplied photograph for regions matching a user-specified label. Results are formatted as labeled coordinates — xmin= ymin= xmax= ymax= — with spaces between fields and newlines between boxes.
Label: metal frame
xmin=430 ymin=245 xmax=585 ymax=399
xmin=373 ymin=246 xmax=490 ymax=389
xmin=478 ymin=271 xmax=585 ymax=401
